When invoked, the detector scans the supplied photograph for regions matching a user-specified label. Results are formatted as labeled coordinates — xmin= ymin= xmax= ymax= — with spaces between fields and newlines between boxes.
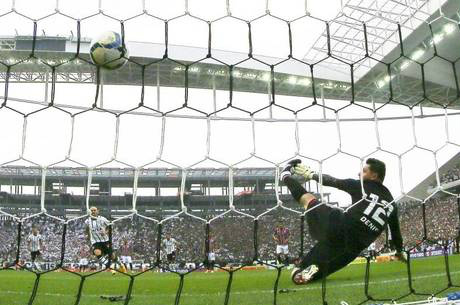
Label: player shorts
xmin=167 ymin=251 xmax=176 ymax=262
xmin=306 ymin=199 xmax=346 ymax=244
xmin=208 ymin=252 xmax=216 ymax=261
xmin=121 ymin=256 xmax=132 ymax=264
xmin=92 ymin=242 xmax=112 ymax=257
xmin=276 ymin=245 xmax=289 ymax=255
xmin=31 ymin=251 xmax=41 ymax=261
xmin=79 ymin=258 xmax=89 ymax=266
xmin=299 ymin=200 xmax=367 ymax=281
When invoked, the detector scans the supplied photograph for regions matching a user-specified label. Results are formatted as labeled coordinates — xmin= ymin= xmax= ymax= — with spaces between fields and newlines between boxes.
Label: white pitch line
xmin=0 ymin=270 xmax=458 ymax=299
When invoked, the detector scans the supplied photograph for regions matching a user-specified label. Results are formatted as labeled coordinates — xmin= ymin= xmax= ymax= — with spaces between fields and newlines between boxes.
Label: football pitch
xmin=1 ymin=255 xmax=459 ymax=305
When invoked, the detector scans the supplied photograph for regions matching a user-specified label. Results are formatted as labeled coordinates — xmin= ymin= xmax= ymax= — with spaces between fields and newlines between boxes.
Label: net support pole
xmin=268 ymin=78 xmax=273 ymax=119
xmin=372 ymin=96 xmax=382 ymax=149
xmin=444 ymin=108 xmax=450 ymax=143
xmin=321 ymin=86 xmax=326 ymax=120
xmin=100 ymin=70 xmax=104 ymax=109
xmin=212 ymin=75 xmax=217 ymax=116
xmin=44 ymin=72 xmax=49 ymax=103
xmin=66 ymin=116 xmax=75 ymax=159
xmin=229 ymin=167 xmax=234 ymax=209
xmin=113 ymin=116 xmax=120 ymax=160
xmin=410 ymin=108 xmax=418 ymax=147
xmin=156 ymin=116 xmax=166 ymax=160
xmin=226 ymin=0 xmax=231 ymax=16
xmin=180 ymin=169 xmax=187 ymax=212
xmin=294 ymin=113 xmax=300 ymax=155
xmin=20 ymin=116 xmax=28 ymax=159
xmin=85 ymin=168 xmax=93 ymax=212
xmin=40 ymin=167 xmax=47 ymax=212
xmin=157 ymin=63 xmax=161 ymax=111
xmin=132 ymin=168 xmax=139 ymax=212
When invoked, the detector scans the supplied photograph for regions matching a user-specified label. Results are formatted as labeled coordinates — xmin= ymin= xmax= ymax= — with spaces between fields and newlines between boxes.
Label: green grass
xmin=1 ymin=255 xmax=460 ymax=305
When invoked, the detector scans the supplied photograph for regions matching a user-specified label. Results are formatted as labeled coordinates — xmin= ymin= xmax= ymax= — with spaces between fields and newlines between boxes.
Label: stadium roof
xmin=0 ymin=166 xmax=283 ymax=188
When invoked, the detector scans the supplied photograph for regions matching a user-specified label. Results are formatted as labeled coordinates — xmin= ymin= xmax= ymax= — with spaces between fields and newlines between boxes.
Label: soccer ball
xmin=89 ymin=31 xmax=129 ymax=70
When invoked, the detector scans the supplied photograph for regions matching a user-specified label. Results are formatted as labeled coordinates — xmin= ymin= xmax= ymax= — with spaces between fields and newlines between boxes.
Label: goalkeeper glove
xmin=293 ymin=163 xmax=315 ymax=181
xmin=280 ymin=159 xmax=302 ymax=182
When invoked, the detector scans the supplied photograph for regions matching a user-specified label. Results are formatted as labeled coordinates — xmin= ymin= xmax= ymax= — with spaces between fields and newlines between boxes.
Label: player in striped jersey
xmin=78 ymin=245 xmax=90 ymax=272
xmin=273 ymin=224 xmax=290 ymax=265
xmin=85 ymin=207 xmax=125 ymax=274
xmin=163 ymin=233 xmax=177 ymax=271
xmin=27 ymin=227 xmax=43 ymax=271
xmin=206 ymin=234 xmax=217 ymax=273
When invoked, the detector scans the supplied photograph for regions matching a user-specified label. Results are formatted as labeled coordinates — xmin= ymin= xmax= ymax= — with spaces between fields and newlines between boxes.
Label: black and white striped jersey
xmin=85 ymin=216 xmax=110 ymax=244
xmin=27 ymin=234 xmax=43 ymax=252
xmin=163 ymin=238 xmax=177 ymax=254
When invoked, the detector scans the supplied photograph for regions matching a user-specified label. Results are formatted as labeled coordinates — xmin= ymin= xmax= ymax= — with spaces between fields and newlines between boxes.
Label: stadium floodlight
xmin=410 ymin=49 xmax=425 ymax=61
xmin=432 ymin=33 xmax=444 ymax=44
xmin=444 ymin=23 xmax=456 ymax=35
xmin=244 ymin=72 xmax=257 ymax=79
xmin=287 ymin=76 xmax=297 ymax=84
xmin=376 ymin=79 xmax=386 ymax=89
xmin=400 ymin=60 xmax=411 ymax=70
xmin=260 ymin=72 xmax=270 ymax=81
xmin=298 ymin=78 xmax=311 ymax=86
xmin=232 ymin=70 xmax=242 ymax=78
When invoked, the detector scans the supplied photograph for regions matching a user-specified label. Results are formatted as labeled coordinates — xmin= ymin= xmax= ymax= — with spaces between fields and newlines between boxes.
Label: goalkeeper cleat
xmin=280 ymin=159 xmax=302 ymax=182
xmin=291 ymin=265 xmax=319 ymax=285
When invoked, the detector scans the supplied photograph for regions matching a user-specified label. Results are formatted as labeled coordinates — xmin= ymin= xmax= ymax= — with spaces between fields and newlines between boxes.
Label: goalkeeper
xmin=281 ymin=158 xmax=405 ymax=284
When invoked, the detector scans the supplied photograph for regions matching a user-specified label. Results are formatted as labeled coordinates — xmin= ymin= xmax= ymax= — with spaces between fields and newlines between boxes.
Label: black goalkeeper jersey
xmin=313 ymin=174 xmax=403 ymax=252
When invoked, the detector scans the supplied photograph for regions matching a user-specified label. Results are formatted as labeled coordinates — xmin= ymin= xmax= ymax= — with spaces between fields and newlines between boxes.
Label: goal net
xmin=0 ymin=0 xmax=460 ymax=304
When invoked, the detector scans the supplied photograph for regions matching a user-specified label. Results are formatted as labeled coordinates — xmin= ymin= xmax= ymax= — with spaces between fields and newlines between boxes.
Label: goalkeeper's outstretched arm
xmin=311 ymin=174 xmax=361 ymax=196
xmin=293 ymin=163 xmax=361 ymax=197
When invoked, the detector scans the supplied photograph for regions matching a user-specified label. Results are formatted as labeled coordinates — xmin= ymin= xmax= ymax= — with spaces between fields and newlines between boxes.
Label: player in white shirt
xmin=85 ymin=206 xmax=125 ymax=274
xmin=206 ymin=235 xmax=217 ymax=273
xmin=27 ymin=227 xmax=43 ymax=271
xmin=163 ymin=233 xmax=178 ymax=271
xmin=163 ymin=234 xmax=177 ymax=262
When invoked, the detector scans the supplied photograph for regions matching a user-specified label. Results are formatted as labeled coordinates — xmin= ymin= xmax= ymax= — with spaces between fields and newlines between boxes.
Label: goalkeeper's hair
xmin=366 ymin=158 xmax=386 ymax=182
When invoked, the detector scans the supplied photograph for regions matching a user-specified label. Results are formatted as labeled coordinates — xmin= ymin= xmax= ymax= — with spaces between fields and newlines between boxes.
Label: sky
xmin=0 ymin=0 xmax=458 ymax=207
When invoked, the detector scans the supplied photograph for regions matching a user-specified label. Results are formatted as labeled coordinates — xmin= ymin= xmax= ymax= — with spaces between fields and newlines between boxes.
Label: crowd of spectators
xmin=439 ymin=164 xmax=460 ymax=185
xmin=0 ymin=195 xmax=458 ymax=268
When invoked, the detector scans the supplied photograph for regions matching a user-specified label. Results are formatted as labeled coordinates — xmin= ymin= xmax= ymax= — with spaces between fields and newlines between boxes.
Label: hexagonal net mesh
xmin=0 ymin=0 xmax=460 ymax=304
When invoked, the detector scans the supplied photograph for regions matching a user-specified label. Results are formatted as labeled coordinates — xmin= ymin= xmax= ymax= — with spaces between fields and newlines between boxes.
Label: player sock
xmin=283 ymin=176 xmax=307 ymax=202
xmin=99 ymin=256 xmax=109 ymax=268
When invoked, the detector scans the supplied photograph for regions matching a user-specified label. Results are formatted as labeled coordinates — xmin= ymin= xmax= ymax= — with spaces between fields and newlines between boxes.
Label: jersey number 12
xmin=363 ymin=193 xmax=390 ymax=226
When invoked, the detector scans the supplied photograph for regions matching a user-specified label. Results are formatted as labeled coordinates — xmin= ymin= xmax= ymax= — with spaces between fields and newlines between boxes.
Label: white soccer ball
xmin=89 ymin=31 xmax=129 ymax=70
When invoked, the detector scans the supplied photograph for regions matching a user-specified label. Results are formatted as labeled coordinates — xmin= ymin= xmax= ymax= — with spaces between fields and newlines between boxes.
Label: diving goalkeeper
xmin=281 ymin=158 xmax=405 ymax=284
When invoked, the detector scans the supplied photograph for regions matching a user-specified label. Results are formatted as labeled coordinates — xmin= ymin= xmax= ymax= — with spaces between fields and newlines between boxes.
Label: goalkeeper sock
xmin=284 ymin=176 xmax=307 ymax=202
